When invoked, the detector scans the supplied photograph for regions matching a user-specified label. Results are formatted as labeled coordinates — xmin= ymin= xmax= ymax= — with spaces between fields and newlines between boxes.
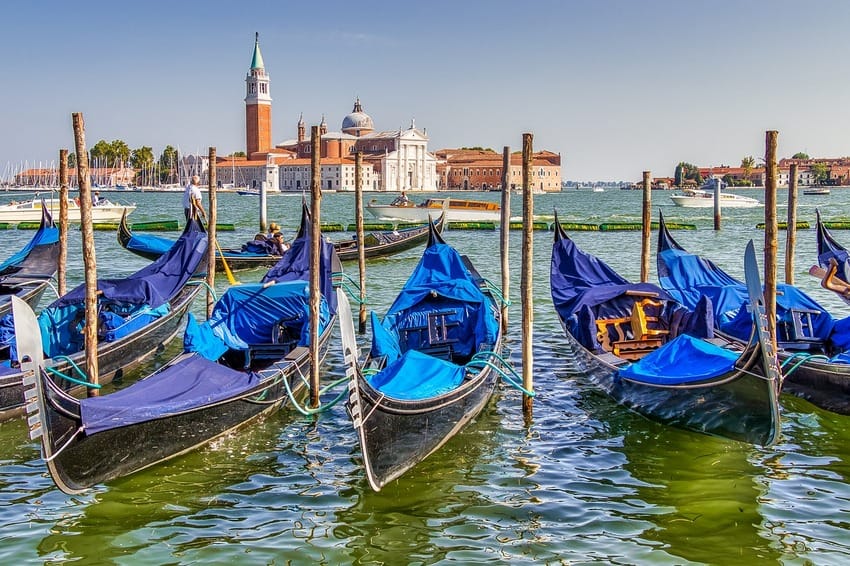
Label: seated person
xmin=391 ymin=191 xmax=410 ymax=206
xmin=269 ymin=231 xmax=288 ymax=255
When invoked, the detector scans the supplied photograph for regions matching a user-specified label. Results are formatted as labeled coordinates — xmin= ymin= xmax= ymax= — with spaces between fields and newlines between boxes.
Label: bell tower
xmin=245 ymin=32 xmax=272 ymax=158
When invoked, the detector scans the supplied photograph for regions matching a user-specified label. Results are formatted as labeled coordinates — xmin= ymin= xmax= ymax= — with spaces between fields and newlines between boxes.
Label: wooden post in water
xmin=58 ymin=149 xmax=69 ymax=296
xmin=355 ymin=151 xmax=367 ymax=334
xmin=640 ymin=171 xmax=651 ymax=283
xmin=259 ymin=176 xmax=268 ymax=234
xmin=714 ymin=178 xmax=722 ymax=230
xmin=71 ymin=113 xmax=99 ymax=395
xmin=500 ymin=146 xmax=511 ymax=331
xmin=764 ymin=130 xmax=779 ymax=349
xmin=309 ymin=126 xmax=322 ymax=409
xmin=206 ymin=147 xmax=217 ymax=318
xmin=521 ymin=133 xmax=534 ymax=416
xmin=785 ymin=163 xmax=799 ymax=285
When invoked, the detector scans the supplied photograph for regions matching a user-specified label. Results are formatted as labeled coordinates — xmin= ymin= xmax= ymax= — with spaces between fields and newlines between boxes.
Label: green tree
xmin=90 ymin=139 xmax=113 ymax=168
xmin=792 ymin=152 xmax=810 ymax=160
xmin=159 ymin=145 xmax=180 ymax=184
xmin=812 ymin=162 xmax=829 ymax=184
xmin=741 ymin=156 xmax=755 ymax=182
xmin=676 ymin=162 xmax=702 ymax=185
xmin=68 ymin=153 xmax=77 ymax=168
xmin=130 ymin=146 xmax=155 ymax=186
xmin=230 ymin=151 xmax=246 ymax=158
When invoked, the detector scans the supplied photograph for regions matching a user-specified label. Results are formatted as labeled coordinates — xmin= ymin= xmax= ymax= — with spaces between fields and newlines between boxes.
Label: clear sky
xmin=2 ymin=0 xmax=849 ymax=182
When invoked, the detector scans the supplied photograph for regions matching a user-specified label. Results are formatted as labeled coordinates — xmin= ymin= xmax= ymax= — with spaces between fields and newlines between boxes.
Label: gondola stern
xmin=10 ymin=296 xmax=49 ymax=445
xmin=552 ymin=210 xmax=568 ymax=243
xmin=427 ymin=214 xmax=447 ymax=247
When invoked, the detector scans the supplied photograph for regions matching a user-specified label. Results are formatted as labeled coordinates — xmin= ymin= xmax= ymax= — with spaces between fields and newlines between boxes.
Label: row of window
xmin=449 ymin=168 xmax=557 ymax=177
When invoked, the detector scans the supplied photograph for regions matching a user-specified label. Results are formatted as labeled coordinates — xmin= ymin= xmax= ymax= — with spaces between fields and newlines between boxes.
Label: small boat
xmin=0 ymin=195 xmax=136 ymax=223
xmin=550 ymin=214 xmax=781 ymax=445
xmin=0 ymin=206 xmax=59 ymax=317
xmin=803 ymin=187 xmax=831 ymax=196
xmin=0 ymin=217 xmax=208 ymax=422
xmin=670 ymin=180 xmax=761 ymax=208
xmin=117 ymin=209 xmax=444 ymax=269
xmin=341 ymin=221 xmax=504 ymax=491
xmin=15 ymin=203 xmax=339 ymax=494
xmin=658 ymin=212 xmax=850 ymax=414
xmin=366 ymin=197 xmax=501 ymax=223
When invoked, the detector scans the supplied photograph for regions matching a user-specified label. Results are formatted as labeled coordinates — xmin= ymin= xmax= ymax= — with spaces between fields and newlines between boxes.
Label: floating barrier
xmin=555 ymin=222 xmax=600 ymax=231
xmin=822 ymin=221 xmax=850 ymax=230
xmin=447 ymin=221 xmax=496 ymax=230
xmin=132 ymin=220 xmax=180 ymax=231
xmin=755 ymin=221 xmax=811 ymax=230
xmin=0 ymin=223 xmax=10 ymax=230
xmin=347 ymin=222 xmax=395 ymax=231
xmin=509 ymin=221 xmax=549 ymax=230
xmin=15 ymin=222 xmax=41 ymax=230
xmin=321 ymin=222 xmax=345 ymax=232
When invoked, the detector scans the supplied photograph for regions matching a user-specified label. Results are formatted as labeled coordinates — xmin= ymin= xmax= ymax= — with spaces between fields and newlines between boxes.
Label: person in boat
xmin=92 ymin=191 xmax=101 ymax=206
xmin=269 ymin=231 xmax=289 ymax=255
xmin=182 ymin=175 xmax=204 ymax=220
xmin=391 ymin=191 xmax=410 ymax=206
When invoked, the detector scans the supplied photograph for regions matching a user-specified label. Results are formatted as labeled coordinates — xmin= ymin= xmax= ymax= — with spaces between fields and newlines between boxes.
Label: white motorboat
xmin=0 ymin=196 xmax=136 ymax=223
xmin=670 ymin=181 xmax=761 ymax=208
xmin=366 ymin=197 xmax=501 ymax=223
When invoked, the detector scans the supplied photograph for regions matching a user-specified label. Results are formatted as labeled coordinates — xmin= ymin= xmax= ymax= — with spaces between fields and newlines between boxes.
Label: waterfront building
xmin=434 ymin=148 xmax=562 ymax=192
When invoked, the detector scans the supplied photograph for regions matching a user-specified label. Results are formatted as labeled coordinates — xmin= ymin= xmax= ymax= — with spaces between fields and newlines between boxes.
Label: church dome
xmin=341 ymin=97 xmax=374 ymax=135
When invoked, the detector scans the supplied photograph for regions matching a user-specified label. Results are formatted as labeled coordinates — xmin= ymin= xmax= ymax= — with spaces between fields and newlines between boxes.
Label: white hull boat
xmin=0 ymin=197 xmax=136 ymax=223
xmin=366 ymin=197 xmax=501 ymax=223
xmin=670 ymin=185 xmax=761 ymax=209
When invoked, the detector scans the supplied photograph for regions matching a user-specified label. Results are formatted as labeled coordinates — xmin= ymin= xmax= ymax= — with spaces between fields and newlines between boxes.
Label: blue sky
xmin=2 ymin=0 xmax=849 ymax=181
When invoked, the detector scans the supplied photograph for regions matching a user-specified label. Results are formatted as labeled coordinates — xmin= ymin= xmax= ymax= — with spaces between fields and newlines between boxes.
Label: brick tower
xmin=245 ymin=32 xmax=272 ymax=158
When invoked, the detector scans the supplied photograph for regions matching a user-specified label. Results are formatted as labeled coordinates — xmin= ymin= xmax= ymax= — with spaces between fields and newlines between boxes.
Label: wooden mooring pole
xmin=521 ymin=133 xmax=534 ymax=416
xmin=714 ymin=178 xmax=722 ymax=231
xmin=71 ymin=112 xmax=99 ymax=395
xmin=355 ymin=151 xmax=367 ymax=334
xmin=641 ymin=171 xmax=651 ymax=283
xmin=309 ymin=126 xmax=322 ymax=409
xmin=785 ymin=163 xmax=799 ymax=285
xmin=764 ymin=130 xmax=779 ymax=349
xmin=206 ymin=147 xmax=217 ymax=318
xmin=58 ymin=149 xmax=69 ymax=296
xmin=500 ymin=146 xmax=511 ymax=331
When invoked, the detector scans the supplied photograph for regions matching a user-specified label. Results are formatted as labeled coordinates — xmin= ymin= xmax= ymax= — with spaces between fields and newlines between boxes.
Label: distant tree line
xmin=68 ymin=140 xmax=185 ymax=186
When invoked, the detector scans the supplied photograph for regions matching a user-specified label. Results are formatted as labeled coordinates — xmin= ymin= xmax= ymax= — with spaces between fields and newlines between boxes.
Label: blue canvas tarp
xmin=617 ymin=334 xmax=740 ymax=385
xmin=0 ymin=207 xmax=58 ymax=277
xmin=79 ymin=353 xmax=260 ymax=435
xmin=125 ymin=232 xmax=175 ymax=257
xmin=367 ymin=349 xmax=466 ymax=400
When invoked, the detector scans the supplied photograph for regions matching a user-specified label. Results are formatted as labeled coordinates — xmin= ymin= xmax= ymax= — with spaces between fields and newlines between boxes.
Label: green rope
xmin=480 ymin=278 xmax=511 ymax=307
xmin=282 ymin=371 xmax=349 ymax=416
xmin=46 ymin=356 xmax=102 ymax=389
xmin=780 ymin=352 xmax=831 ymax=377
xmin=466 ymin=350 xmax=533 ymax=397
xmin=186 ymin=279 xmax=218 ymax=301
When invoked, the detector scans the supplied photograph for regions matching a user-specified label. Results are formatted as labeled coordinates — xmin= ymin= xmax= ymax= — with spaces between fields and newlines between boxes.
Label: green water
xmin=0 ymin=188 xmax=849 ymax=564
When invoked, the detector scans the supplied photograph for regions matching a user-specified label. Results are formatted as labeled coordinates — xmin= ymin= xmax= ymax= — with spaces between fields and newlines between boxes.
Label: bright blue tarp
xmin=367 ymin=349 xmax=466 ymax=399
xmin=617 ymin=334 xmax=739 ymax=385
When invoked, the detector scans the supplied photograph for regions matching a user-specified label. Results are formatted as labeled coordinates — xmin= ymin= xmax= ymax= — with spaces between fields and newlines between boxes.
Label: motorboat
xmin=670 ymin=180 xmax=761 ymax=208
xmin=0 ymin=195 xmax=136 ymax=223
xmin=803 ymin=187 xmax=831 ymax=196
xmin=366 ymin=196 xmax=501 ymax=223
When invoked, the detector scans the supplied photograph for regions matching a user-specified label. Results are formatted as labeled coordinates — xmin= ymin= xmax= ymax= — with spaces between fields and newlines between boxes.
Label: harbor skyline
xmin=2 ymin=0 xmax=849 ymax=181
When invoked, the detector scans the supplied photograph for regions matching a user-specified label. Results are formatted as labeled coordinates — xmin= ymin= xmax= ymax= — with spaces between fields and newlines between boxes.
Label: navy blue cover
xmin=0 ymin=206 xmax=58 ymax=277
xmin=262 ymin=205 xmax=338 ymax=315
xmin=125 ymin=232 xmax=175 ymax=257
xmin=658 ymin=241 xmax=842 ymax=343
xmin=79 ymin=353 xmax=260 ymax=435
xmin=550 ymin=232 xmax=712 ymax=352
xmin=816 ymin=210 xmax=850 ymax=284
xmin=38 ymin=218 xmax=208 ymax=357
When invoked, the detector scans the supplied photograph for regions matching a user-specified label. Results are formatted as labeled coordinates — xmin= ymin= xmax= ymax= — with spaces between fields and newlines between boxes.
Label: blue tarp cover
xmin=80 ymin=353 xmax=260 ymax=434
xmin=658 ymin=246 xmax=845 ymax=344
xmin=184 ymin=281 xmax=329 ymax=359
xmin=550 ymin=234 xmax=712 ymax=352
xmin=125 ymin=232 xmax=175 ymax=257
xmin=38 ymin=220 xmax=208 ymax=357
xmin=0 ymin=210 xmax=58 ymax=276
xmin=367 ymin=349 xmax=466 ymax=400
xmin=617 ymin=334 xmax=739 ymax=385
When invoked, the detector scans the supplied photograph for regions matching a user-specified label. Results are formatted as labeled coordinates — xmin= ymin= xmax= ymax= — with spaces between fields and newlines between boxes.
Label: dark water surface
xmin=1 ymin=188 xmax=849 ymax=564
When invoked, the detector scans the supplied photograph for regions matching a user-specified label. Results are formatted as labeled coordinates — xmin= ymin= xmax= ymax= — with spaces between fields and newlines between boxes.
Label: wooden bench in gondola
xmin=401 ymin=309 xmax=460 ymax=361
xmin=595 ymin=295 xmax=669 ymax=361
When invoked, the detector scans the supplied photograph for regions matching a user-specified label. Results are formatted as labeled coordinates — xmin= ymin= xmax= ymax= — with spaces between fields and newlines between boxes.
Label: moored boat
xmin=342 ymin=221 xmax=504 ymax=491
xmin=0 ymin=206 xmax=59 ymax=318
xmin=15 ymin=203 xmax=339 ymax=494
xmin=658 ymin=212 xmax=850 ymax=414
xmin=803 ymin=187 xmax=831 ymax=196
xmin=670 ymin=180 xmax=761 ymax=208
xmin=0 ymin=195 xmax=136 ymax=223
xmin=366 ymin=196 xmax=501 ymax=222
xmin=551 ymin=214 xmax=781 ymax=445
xmin=117 ymin=209 xmax=445 ymax=268
xmin=0 ymin=216 xmax=208 ymax=422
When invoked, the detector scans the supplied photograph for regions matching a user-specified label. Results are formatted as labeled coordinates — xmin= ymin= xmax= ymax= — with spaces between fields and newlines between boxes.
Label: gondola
xmin=15 ymin=203 xmax=340 ymax=494
xmin=814 ymin=209 xmax=850 ymax=307
xmin=0 ymin=216 xmax=208 ymax=422
xmin=657 ymin=211 xmax=850 ymax=414
xmin=117 ymin=209 xmax=444 ymax=269
xmin=551 ymin=215 xmax=781 ymax=445
xmin=340 ymin=220 xmax=503 ymax=491
xmin=0 ymin=205 xmax=59 ymax=318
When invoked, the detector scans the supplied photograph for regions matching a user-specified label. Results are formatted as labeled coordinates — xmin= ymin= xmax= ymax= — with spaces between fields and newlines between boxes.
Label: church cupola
xmin=245 ymin=32 xmax=272 ymax=157
xmin=342 ymin=97 xmax=374 ymax=137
